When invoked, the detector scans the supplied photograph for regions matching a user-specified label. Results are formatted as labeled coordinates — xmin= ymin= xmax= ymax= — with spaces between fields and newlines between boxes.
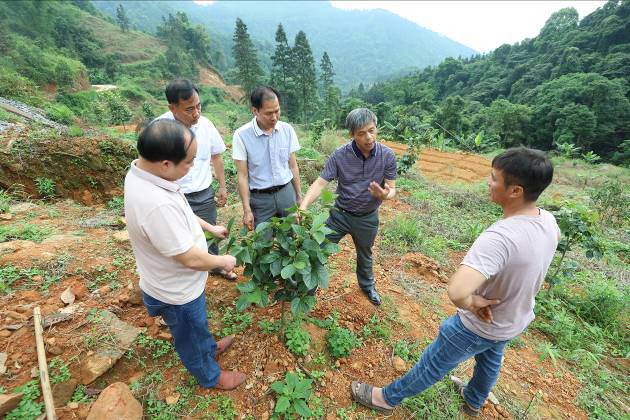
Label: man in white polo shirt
xmin=156 ymin=79 xmax=237 ymax=280
xmin=124 ymin=119 xmax=246 ymax=390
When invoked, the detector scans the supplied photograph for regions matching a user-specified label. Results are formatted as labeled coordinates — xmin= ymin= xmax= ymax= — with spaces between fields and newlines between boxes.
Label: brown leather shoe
xmin=214 ymin=370 xmax=246 ymax=390
xmin=216 ymin=335 xmax=234 ymax=356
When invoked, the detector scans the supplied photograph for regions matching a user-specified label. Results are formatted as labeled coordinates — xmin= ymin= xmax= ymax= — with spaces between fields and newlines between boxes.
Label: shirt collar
xmin=252 ymin=117 xmax=278 ymax=137
xmin=351 ymin=140 xmax=376 ymax=161
xmin=130 ymin=160 xmax=181 ymax=193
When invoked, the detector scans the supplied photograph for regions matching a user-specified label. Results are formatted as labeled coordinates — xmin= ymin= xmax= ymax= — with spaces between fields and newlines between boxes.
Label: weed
xmin=401 ymin=378 xmax=461 ymax=419
xmin=137 ymin=333 xmax=175 ymax=360
xmin=106 ymin=196 xmax=125 ymax=214
xmin=35 ymin=177 xmax=56 ymax=198
xmin=285 ymin=318 xmax=311 ymax=357
xmin=327 ymin=326 xmax=360 ymax=359
xmin=393 ymin=339 xmax=423 ymax=363
xmin=0 ymin=223 xmax=51 ymax=242
xmin=0 ymin=189 xmax=12 ymax=213
xmin=5 ymin=380 xmax=43 ymax=419
xmin=589 ymin=179 xmax=629 ymax=224
xmin=537 ymin=342 xmax=561 ymax=367
xmin=67 ymin=125 xmax=84 ymax=137
xmin=220 ymin=307 xmax=253 ymax=337
xmin=0 ymin=265 xmax=42 ymax=294
xmin=70 ymin=384 xmax=97 ymax=404
xmin=258 ymin=319 xmax=281 ymax=334
xmin=48 ymin=357 xmax=71 ymax=384
xmin=271 ymin=371 xmax=314 ymax=418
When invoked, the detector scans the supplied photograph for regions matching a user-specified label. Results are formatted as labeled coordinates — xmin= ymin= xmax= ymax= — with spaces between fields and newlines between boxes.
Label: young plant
xmin=228 ymin=191 xmax=339 ymax=323
xmin=285 ymin=318 xmax=311 ymax=356
xmin=271 ymin=372 xmax=313 ymax=419
xmin=327 ymin=326 xmax=360 ymax=359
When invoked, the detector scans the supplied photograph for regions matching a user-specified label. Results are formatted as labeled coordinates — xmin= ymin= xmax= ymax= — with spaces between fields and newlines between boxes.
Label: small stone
xmin=212 ymin=281 xmax=219 ymax=286
xmin=304 ymin=355 xmax=312 ymax=364
xmin=245 ymin=382 xmax=254 ymax=390
xmin=60 ymin=288 xmax=76 ymax=305
xmin=96 ymin=285 xmax=110 ymax=296
xmin=68 ymin=402 xmax=79 ymax=409
xmin=0 ymin=330 xmax=12 ymax=338
xmin=368 ymin=371 xmax=374 ymax=379
xmin=351 ymin=362 xmax=361 ymax=370
xmin=31 ymin=367 xmax=39 ymax=378
xmin=392 ymin=356 xmax=407 ymax=373
xmin=255 ymin=370 xmax=263 ymax=378
xmin=52 ymin=378 xmax=78 ymax=407
xmin=0 ymin=213 xmax=12 ymax=220
xmin=21 ymin=290 xmax=40 ymax=302
xmin=48 ymin=345 xmax=64 ymax=356
xmin=112 ymin=230 xmax=129 ymax=243
xmin=261 ymin=412 xmax=269 ymax=420
xmin=282 ymin=360 xmax=288 ymax=367
xmin=86 ymin=382 xmax=142 ymax=420
xmin=165 ymin=393 xmax=180 ymax=405
xmin=269 ymin=400 xmax=275 ymax=410
xmin=335 ymin=360 xmax=340 ymax=368
xmin=324 ymin=371 xmax=333 ymax=380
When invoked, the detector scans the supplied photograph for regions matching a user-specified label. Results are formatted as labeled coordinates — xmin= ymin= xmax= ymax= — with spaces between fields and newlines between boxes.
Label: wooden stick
xmin=33 ymin=307 xmax=57 ymax=420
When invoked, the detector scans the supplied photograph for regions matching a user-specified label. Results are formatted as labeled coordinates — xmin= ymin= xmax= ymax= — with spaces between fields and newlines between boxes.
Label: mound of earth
xmin=0 ymin=126 xmax=135 ymax=203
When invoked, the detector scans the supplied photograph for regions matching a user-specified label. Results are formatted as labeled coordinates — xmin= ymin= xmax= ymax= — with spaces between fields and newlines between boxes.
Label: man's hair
xmin=137 ymin=119 xmax=195 ymax=165
xmin=165 ymin=79 xmax=199 ymax=104
xmin=492 ymin=147 xmax=553 ymax=202
xmin=346 ymin=108 xmax=377 ymax=135
xmin=250 ymin=86 xmax=280 ymax=109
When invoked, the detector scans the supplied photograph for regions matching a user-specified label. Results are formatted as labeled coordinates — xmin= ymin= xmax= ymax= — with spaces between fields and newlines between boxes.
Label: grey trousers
xmin=184 ymin=186 xmax=219 ymax=256
xmin=250 ymin=183 xmax=296 ymax=228
xmin=325 ymin=207 xmax=379 ymax=290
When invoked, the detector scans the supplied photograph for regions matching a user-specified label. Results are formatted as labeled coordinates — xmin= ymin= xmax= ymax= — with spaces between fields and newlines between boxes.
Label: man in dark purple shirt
xmin=300 ymin=108 xmax=397 ymax=305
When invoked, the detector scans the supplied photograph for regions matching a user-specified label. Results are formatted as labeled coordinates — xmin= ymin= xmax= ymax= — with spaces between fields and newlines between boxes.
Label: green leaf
xmin=294 ymin=260 xmax=306 ymax=270
xmin=281 ymin=264 xmax=296 ymax=279
xmin=239 ymin=225 xmax=249 ymax=236
xmin=256 ymin=222 xmax=271 ymax=233
xmin=315 ymin=263 xmax=329 ymax=288
xmin=292 ymin=225 xmax=307 ymax=236
xmin=303 ymin=270 xmax=317 ymax=289
xmin=320 ymin=189 xmax=334 ymax=204
xmin=311 ymin=212 xmax=328 ymax=229
xmin=236 ymin=281 xmax=255 ymax=293
xmin=270 ymin=259 xmax=282 ymax=277
xmin=260 ymin=252 xmax=280 ymax=264
xmin=275 ymin=396 xmax=290 ymax=413
xmin=271 ymin=381 xmax=284 ymax=394
xmin=294 ymin=399 xmax=312 ymax=417
xmin=235 ymin=295 xmax=252 ymax=312
xmin=302 ymin=238 xmax=319 ymax=252
xmin=290 ymin=297 xmax=301 ymax=315
xmin=313 ymin=231 xmax=325 ymax=244
xmin=323 ymin=242 xmax=340 ymax=255
xmin=241 ymin=248 xmax=252 ymax=264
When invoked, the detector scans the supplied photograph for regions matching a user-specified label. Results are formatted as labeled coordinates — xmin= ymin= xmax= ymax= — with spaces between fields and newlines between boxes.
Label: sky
xmin=330 ymin=1 xmax=606 ymax=52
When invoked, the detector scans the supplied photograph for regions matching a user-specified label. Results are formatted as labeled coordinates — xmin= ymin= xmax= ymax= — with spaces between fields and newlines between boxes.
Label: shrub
xmin=0 ymin=68 xmax=36 ymax=99
xmin=589 ymin=179 xmax=629 ymax=224
xmin=67 ymin=126 xmax=83 ymax=137
xmin=285 ymin=318 xmax=311 ymax=356
xmin=271 ymin=372 xmax=313 ymax=419
xmin=45 ymin=104 xmax=75 ymax=125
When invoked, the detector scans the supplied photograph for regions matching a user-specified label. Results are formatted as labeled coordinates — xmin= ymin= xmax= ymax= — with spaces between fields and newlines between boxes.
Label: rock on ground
xmin=86 ymin=382 xmax=142 ymax=420
xmin=80 ymin=311 xmax=140 ymax=384
xmin=52 ymin=378 xmax=78 ymax=407
xmin=0 ymin=393 xmax=24 ymax=416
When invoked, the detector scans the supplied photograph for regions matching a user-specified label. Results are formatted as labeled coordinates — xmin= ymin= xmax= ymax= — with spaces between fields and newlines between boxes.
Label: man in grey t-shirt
xmin=350 ymin=147 xmax=559 ymax=417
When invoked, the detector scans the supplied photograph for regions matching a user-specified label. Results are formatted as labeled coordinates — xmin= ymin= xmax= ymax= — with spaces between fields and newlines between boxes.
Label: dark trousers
xmin=325 ymin=207 xmax=379 ymax=290
xmin=250 ymin=182 xmax=296 ymax=228
xmin=185 ymin=186 xmax=218 ymax=256
xmin=142 ymin=291 xmax=221 ymax=388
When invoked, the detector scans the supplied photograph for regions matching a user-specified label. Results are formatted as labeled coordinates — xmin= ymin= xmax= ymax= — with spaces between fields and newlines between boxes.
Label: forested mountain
xmin=357 ymin=1 xmax=630 ymax=164
xmin=92 ymin=0 xmax=476 ymax=90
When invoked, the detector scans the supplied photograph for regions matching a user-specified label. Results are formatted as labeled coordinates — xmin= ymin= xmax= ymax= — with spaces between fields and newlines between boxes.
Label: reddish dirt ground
xmin=381 ymin=141 xmax=492 ymax=184
xmin=0 ymin=193 xmax=589 ymax=419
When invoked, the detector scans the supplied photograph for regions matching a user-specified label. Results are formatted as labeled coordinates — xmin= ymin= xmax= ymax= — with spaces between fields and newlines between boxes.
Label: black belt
xmin=336 ymin=207 xmax=375 ymax=217
xmin=250 ymin=182 xmax=290 ymax=194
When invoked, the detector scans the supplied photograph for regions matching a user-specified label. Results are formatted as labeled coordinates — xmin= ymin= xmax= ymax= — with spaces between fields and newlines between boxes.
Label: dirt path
xmin=381 ymin=141 xmax=492 ymax=184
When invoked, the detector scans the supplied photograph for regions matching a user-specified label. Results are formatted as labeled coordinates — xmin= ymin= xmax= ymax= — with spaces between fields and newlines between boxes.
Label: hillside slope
xmin=93 ymin=0 xmax=476 ymax=90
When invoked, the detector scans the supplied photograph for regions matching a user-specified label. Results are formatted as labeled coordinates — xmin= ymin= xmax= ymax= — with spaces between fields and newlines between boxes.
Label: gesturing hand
xmin=468 ymin=295 xmax=501 ymax=323
xmin=368 ymin=181 xmax=390 ymax=200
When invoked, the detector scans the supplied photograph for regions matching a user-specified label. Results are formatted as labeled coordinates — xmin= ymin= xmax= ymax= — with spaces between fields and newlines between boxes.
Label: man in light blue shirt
xmin=233 ymin=86 xmax=302 ymax=230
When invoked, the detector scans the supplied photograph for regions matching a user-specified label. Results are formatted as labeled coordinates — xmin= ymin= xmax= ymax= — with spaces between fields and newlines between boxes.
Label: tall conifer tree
xmin=115 ymin=4 xmax=130 ymax=32
xmin=293 ymin=31 xmax=317 ymax=123
xmin=232 ymin=18 xmax=263 ymax=98
xmin=271 ymin=24 xmax=298 ymax=119
xmin=319 ymin=52 xmax=339 ymax=125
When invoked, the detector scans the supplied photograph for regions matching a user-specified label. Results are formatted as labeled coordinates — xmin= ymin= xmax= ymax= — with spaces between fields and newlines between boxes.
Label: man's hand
xmin=216 ymin=187 xmax=228 ymax=207
xmin=243 ymin=210 xmax=254 ymax=231
xmin=295 ymin=194 xmax=303 ymax=208
xmin=206 ymin=225 xmax=228 ymax=239
xmin=368 ymin=181 xmax=390 ymax=200
xmin=467 ymin=295 xmax=501 ymax=323
xmin=221 ymin=255 xmax=236 ymax=272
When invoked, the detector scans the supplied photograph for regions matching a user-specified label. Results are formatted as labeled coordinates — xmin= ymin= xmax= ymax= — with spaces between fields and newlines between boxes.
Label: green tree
xmin=319 ymin=52 xmax=339 ymax=125
xmin=270 ymin=23 xmax=298 ymax=119
xmin=115 ymin=4 xmax=130 ymax=33
xmin=484 ymin=99 xmax=532 ymax=147
xmin=292 ymin=31 xmax=318 ymax=123
xmin=156 ymin=11 xmax=211 ymax=65
xmin=232 ymin=18 xmax=263 ymax=98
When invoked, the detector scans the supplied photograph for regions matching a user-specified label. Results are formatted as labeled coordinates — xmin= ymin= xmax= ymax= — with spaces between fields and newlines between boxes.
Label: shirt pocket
xmin=279 ymin=147 xmax=290 ymax=163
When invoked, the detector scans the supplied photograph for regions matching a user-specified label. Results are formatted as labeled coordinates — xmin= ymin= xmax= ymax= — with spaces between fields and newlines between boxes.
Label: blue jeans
xmin=383 ymin=314 xmax=508 ymax=409
xmin=142 ymin=291 xmax=221 ymax=388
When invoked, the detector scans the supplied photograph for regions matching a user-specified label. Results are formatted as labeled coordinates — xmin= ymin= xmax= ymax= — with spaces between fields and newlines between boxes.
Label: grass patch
xmin=0 ymin=223 xmax=51 ymax=242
